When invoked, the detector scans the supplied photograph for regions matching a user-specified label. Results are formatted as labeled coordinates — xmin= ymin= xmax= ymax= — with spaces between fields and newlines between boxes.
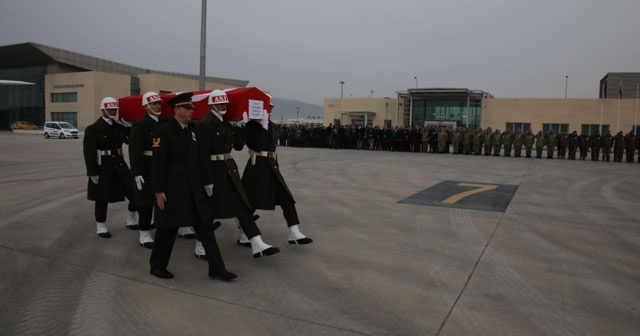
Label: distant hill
xmin=270 ymin=98 xmax=323 ymax=124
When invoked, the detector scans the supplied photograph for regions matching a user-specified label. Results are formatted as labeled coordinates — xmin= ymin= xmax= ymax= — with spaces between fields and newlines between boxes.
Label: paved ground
xmin=0 ymin=132 xmax=638 ymax=336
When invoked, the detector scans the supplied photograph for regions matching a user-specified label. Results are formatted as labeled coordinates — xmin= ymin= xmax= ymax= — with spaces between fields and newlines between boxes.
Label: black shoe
xmin=97 ymin=232 xmax=112 ymax=238
xmin=236 ymin=239 xmax=251 ymax=248
xmin=194 ymin=253 xmax=207 ymax=260
xmin=289 ymin=237 xmax=313 ymax=245
xmin=126 ymin=224 xmax=140 ymax=230
xmin=253 ymin=246 xmax=280 ymax=259
xmin=139 ymin=242 xmax=154 ymax=249
xmin=253 ymin=214 xmax=260 ymax=221
xmin=179 ymin=233 xmax=197 ymax=239
xmin=209 ymin=269 xmax=237 ymax=281
xmin=150 ymin=268 xmax=174 ymax=279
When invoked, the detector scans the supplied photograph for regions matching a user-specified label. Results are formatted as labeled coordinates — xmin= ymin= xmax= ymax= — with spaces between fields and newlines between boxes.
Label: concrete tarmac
xmin=0 ymin=132 xmax=638 ymax=336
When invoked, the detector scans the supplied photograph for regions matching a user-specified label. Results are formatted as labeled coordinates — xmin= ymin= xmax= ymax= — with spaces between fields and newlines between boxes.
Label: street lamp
xmin=384 ymin=97 xmax=390 ymax=128
xmin=565 ymin=75 xmax=568 ymax=99
xmin=296 ymin=106 xmax=300 ymax=124
xmin=414 ymin=76 xmax=418 ymax=88
xmin=339 ymin=81 xmax=345 ymax=99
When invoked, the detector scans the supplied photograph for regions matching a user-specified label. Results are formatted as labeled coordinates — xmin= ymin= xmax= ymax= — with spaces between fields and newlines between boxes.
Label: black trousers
xmin=137 ymin=206 xmax=154 ymax=231
xmin=150 ymin=221 xmax=225 ymax=275
xmin=236 ymin=203 xmax=261 ymax=238
xmin=275 ymin=181 xmax=300 ymax=227
xmin=94 ymin=200 xmax=135 ymax=223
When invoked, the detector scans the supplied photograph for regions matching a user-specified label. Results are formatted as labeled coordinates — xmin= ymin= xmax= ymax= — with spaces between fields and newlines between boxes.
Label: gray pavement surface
xmin=0 ymin=132 xmax=639 ymax=336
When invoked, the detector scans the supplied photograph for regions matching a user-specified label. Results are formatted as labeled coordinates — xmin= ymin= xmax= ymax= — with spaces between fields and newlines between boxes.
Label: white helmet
xmin=208 ymin=89 xmax=229 ymax=105
xmin=100 ymin=97 xmax=119 ymax=110
xmin=142 ymin=91 xmax=161 ymax=106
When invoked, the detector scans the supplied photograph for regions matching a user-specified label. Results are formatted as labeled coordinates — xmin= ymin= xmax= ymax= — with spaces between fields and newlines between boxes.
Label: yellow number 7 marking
xmin=441 ymin=183 xmax=498 ymax=204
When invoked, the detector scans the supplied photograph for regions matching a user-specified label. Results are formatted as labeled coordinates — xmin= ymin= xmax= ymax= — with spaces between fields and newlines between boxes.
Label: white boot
xmin=96 ymin=222 xmax=111 ymax=238
xmin=178 ymin=226 xmax=196 ymax=239
xmin=250 ymin=235 xmax=279 ymax=259
xmin=126 ymin=211 xmax=139 ymax=229
xmin=194 ymin=240 xmax=206 ymax=259
xmin=288 ymin=224 xmax=313 ymax=245
xmin=139 ymin=230 xmax=154 ymax=248
xmin=235 ymin=219 xmax=251 ymax=247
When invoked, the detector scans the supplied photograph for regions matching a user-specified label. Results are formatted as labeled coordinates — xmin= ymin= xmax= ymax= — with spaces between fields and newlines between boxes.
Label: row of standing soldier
xmin=279 ymin=124 xmax=640 ymax=163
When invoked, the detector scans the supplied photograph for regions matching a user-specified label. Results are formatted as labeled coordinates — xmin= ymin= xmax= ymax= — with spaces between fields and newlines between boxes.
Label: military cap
xmin=166 ymin=92 xmax=194 ymax=109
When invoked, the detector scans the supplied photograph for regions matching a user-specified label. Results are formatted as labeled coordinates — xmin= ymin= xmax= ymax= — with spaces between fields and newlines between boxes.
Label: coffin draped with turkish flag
xmin=118 ymin=87 xmax=272 ymax=122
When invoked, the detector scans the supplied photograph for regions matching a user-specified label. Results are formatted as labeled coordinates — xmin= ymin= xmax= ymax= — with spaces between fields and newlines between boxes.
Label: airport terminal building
xmin=0 ymin=42 xmax=248 ymax=130
xmin=1 ymin=42 xmax=639 ymax=135
xmin=324 ymin=73 xmax=640 ymax=134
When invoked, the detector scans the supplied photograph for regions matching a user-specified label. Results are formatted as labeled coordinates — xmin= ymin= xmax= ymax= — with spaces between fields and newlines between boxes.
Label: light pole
xmin=296 ymin=106 xmax=300 ymax=124
xmin=414 ymin=76 xmax=418 ymax=88
xmin=199 ymin=0 xmax=207 ymax=90
xmin=384 ymin=97 xmax=389 ymax=128
xmin=564 ymin=75 xmax=568 ymax=99
xmin=339 ymin=81 xmax=345 ymax=99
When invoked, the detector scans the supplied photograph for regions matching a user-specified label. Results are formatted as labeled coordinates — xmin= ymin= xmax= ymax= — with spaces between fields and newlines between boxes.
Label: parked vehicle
xmin=43 ymin=121 xmax=79 ymax=139
xmin=10 ymin=120 xmax=39 ymax=130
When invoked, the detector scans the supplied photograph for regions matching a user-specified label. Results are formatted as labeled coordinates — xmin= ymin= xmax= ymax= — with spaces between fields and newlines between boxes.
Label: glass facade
xmin=581 ymin=124 xmax=609 ymax=135
xmin=51 ymin=92 xmax=77 ymax=102
xmin=51 ymin=112 xmax=78 ymax=127
xmin=506 ymin=122 xmax=532 ymax=132
xmin=411 ymin=98 xmax=482 ymax=129
xmin=130 ymin=77 xmax=140 ymax=96
xmin=542 ymin=123 xmax=569 ymax=134
xmin=0 ymin=66 xmax=46 ymax=130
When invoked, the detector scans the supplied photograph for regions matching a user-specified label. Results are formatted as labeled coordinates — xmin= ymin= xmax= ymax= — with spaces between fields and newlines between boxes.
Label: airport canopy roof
xmin=0 ymin=42 xmax=249 ymax=87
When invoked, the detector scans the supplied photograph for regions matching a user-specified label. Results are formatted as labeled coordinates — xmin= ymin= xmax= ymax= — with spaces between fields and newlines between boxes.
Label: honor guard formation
xmin=82 ymin=91 xmax=312 ymax=281
xmin=274 ymin=124 xmax=640 ymax=163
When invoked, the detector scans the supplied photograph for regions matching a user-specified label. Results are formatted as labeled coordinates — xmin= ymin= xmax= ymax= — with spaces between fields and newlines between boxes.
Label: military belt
xmin=98 ymin=149 xmax=122 ymax=156
xmin=211 ymin=153 xmax=232 ymax=161
xmin=256 ymin=151 xmax=277 ymax=158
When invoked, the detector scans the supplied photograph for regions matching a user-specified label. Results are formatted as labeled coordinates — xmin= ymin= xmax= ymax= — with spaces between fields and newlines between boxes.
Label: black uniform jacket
xmin=129 ymin=114 xmax=164 ymax=207
xmin=242 ymin=120 xmax=294 ymax=210
xmin=152 ymin=118 xmax=212 ymax=228
xmin=195 ymin=112 xmax=252 ymax=218
xmin=83 ymin=117 xmax=131 ymax=203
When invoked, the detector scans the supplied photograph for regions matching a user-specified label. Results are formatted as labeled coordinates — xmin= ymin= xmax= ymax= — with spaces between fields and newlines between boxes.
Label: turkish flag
xmin=118 ymin=87 xmax=272 ymax=122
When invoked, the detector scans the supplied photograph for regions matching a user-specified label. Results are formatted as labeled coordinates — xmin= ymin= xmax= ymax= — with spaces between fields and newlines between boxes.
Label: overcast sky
xmin=1 ymin=0 xmax=639 ymax=105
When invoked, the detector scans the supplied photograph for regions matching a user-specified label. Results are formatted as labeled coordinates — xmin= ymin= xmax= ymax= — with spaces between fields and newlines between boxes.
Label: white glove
xmin=235 ymin=112 xmax=249 ymax=127
xmin=248 ymin=149 xmax=257 ymax=166
xmin=135 ymin=175 xmax=145 ymax=191
xmin=204 ymin=184 xmax=213 ymax=197
xmin=259 ymin=109 xmax=269 ymax=130
xmin=90 ymin=176 xmax=99 ymax=184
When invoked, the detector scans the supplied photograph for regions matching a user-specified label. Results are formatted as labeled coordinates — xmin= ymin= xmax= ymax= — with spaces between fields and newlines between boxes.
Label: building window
xmin=542 ymin=123 xmax=569 ymax=134
xmin=130 ymin=77 xmax=140 ymax=96
xmin=51 ymin=112 xmax=78 ymax=127
xmin=51 ymin=92 xmax=77 ymax=103
xmin=581 ymin=124 xmax=609 ymax=135
xmin=505 ymin=122 xmax=531 ymax=133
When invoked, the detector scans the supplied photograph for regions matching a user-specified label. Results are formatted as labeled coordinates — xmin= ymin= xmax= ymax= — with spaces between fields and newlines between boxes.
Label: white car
xmin=44 ymin=121 xmax=79 ymax=139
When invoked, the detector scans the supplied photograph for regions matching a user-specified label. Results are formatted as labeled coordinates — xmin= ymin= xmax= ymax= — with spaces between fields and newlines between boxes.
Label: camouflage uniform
xmin=546 ymin=130 xmax=556 ymax=159
xmin=534 ymin=131 xmax=544 ymax=158
xmin=512 ymin=130 xmax=523 ymax=157
xmin=523 ymin=129 xmax=534 ymax=158
xmin=502 ymin=129 xmax=513 ymax=157
xmin=491 ymin=130 xmax=502 ymax=156
xmin=483 ymin=128 xmax=493 ymax=156
xmin=601 ymin=131 xmax=612 ymax=162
